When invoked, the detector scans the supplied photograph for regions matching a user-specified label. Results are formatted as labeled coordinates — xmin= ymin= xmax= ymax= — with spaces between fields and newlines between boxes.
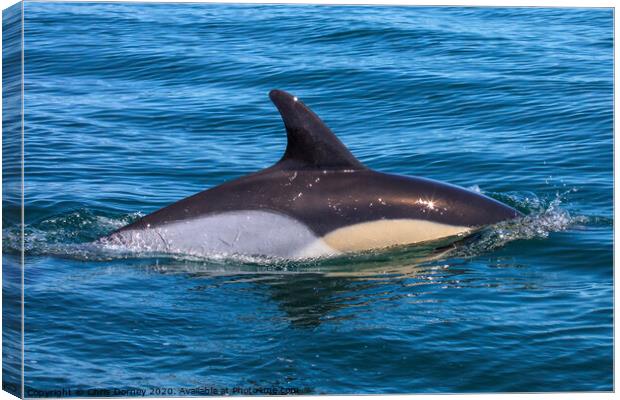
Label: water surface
xmin=3 ymin=3 xmax=613 ymax=394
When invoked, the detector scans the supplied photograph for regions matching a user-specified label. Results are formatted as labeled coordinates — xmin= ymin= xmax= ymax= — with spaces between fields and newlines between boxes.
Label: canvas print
xmin=2 ymin=1 xmax=613 ymax=396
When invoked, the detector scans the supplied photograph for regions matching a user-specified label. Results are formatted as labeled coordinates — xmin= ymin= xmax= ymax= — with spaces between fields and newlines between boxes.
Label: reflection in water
xmin=257 ymin=263 xmax=469 ymax=329
xmin=265 ymin=273 xmax=365 ymax=328
xmin=143 ymin=242 xmax=471 ymax=329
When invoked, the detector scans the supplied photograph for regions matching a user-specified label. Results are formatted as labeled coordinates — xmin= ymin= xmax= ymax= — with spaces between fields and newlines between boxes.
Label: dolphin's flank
xmin=99 ymin=89 xmax=521 ymax=258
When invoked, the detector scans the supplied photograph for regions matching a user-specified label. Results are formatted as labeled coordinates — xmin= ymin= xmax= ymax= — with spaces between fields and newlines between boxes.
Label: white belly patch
xmin=102 ymin=210 xmax=338 ymax=259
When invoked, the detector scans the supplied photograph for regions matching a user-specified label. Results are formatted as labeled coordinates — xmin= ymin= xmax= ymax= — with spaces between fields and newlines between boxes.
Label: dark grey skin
xmin=104 ymin=89 xmax=521 ymax=256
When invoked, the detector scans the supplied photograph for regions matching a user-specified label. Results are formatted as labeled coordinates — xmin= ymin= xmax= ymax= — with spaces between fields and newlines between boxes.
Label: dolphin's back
xmin=117 ymin=168 xmax=517 ymax=237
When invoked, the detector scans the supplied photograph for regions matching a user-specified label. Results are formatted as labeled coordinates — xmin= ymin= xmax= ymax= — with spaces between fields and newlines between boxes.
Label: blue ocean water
xmin=3 ymin=2 xmax=613 ymax=394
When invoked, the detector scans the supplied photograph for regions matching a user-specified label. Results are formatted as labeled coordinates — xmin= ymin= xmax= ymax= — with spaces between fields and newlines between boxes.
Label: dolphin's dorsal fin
xmin=269 ymin=89 xmax=365 ymax=170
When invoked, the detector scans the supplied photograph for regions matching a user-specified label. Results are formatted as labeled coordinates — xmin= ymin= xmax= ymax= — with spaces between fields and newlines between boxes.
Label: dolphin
xmin=99 ymin=89 xmax=521 ymax=259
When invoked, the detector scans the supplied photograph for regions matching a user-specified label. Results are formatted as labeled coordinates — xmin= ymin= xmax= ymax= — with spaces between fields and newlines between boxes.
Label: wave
xmin=455 ymin=188 xmax=593 ymax=257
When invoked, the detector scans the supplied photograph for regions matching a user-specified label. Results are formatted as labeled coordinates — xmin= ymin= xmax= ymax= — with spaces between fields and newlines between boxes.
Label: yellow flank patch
xmin=322 ymin=219 xmax=471 ymax=252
